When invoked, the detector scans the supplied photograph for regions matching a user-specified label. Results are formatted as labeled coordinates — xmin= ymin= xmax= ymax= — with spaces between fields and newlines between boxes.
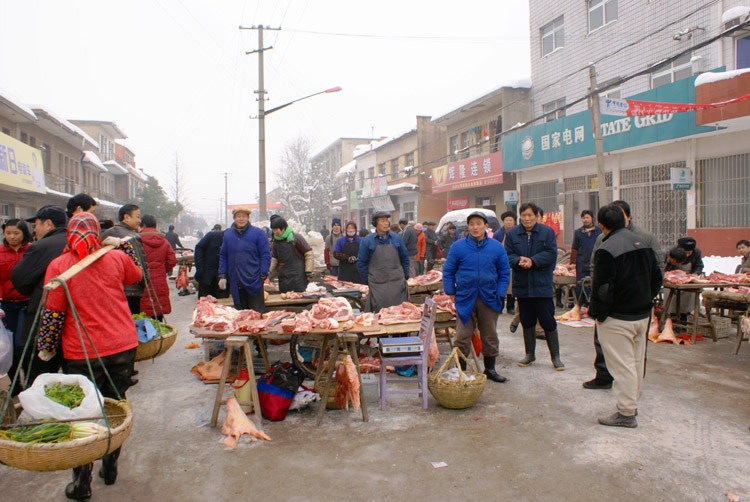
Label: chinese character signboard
xmin=502 ymin=74 xmax=721 ymax=172
xmin=0 ymin=132 xmax=46 ymax=194
xmin=431 ymin=152 xmax=503 ymax=194
xmin=447 ymin=197 xmax=470 ymax=210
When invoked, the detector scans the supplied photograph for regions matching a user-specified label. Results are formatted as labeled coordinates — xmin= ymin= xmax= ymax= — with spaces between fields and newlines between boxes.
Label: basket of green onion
xmin=0 ymin=398 xmax=133 ymax=471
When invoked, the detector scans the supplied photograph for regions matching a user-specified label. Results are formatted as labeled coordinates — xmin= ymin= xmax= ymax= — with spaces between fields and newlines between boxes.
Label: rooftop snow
xmin=94 ymin=197 xmax=121 ymax=209
xmin=371 ymin=129 xmax=416 ymax=151
xmin=30 ymin=105 xmax=99 ymax=149
xmin=431 ymin=79 xmax=532 ymax=123
xmin=103 ymin=159 xmax=129 ymax=175
xmin=695 ymin=68 xmax=750 ymax=86
xmin=387 ymin=182 xmax=417 ymax=192
xmin=0 ymin=85 xmax=37 ymax=121
xmin=83 ymin=151 xmax=107 ymax=172
xmin=722 ymin=5 xmax=750 ymax=24
xmin=336 ymin=159 xmax=357 ymax=178
xmin=45 ymin=187 xmax=72 ymax=198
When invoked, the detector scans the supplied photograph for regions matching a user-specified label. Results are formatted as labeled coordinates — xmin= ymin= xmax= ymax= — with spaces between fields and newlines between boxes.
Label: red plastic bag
xmin=175 ymin=265 xmax=189 ymax=289
xmin=472 ymin=327 xmax=482 ymax=356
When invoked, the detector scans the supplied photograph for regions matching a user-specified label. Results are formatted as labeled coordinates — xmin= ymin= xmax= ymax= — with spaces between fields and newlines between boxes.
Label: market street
xmin=3 ymin=287 xmax=749 ymax=502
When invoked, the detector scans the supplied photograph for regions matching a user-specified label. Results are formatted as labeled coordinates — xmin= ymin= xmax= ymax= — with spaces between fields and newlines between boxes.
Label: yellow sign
xmin=0 ymin=132 xmax=46 ymax=193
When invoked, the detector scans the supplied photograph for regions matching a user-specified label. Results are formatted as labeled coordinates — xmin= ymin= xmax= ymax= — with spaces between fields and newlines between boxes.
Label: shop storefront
xmin=0 ymin=131 xmax=47 ymax=223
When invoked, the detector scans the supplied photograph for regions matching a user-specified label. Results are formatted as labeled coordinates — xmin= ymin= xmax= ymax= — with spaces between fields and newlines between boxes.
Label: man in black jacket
xmin=194 ymin=224 xmax=228 ymax=298
xmin=9 ymin=205 xmax=68 ymax=393
xmin=676 ymin=236 xmax=703 ymax=274
xmin=589 ymin=204 xmax=662 ymax=428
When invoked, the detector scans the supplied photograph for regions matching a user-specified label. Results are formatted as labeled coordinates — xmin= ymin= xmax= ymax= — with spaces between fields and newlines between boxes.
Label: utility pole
xmin=588 ymin=64 xmax=608 ymax=207
xmin=241 ymin=24 xmax=279 ymax=221
xmin=221 ymin=172 xmax=229 ymax=228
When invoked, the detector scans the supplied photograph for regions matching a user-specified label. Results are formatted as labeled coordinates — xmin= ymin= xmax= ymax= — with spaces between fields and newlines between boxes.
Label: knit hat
xmin=332 ymin=218 xmax=342 ymax=227
xmin=415 ymin=223 xmax=423 ymax=231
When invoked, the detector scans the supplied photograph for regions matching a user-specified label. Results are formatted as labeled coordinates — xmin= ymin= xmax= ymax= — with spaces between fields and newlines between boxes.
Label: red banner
xmin=447 ymin=197 xmax=470 ymax=210
xmin=431 ymin=152 xmax=503 ymax=194
xmin=542 ymin=210 xmax=562 ymax=236
xmin=601 ymin=94 xmax=750 ymax=117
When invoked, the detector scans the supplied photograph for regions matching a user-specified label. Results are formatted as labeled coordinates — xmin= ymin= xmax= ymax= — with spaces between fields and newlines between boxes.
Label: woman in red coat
xmin=138 ymin=215 xmax=177 ymax=320
xmin=0 ymin=219 xmax=32 ymax=355
xmin=37 ymin=212 xmax=142 ymax=500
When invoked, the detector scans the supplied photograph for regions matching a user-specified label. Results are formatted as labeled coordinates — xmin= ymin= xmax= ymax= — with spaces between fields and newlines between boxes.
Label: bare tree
xmin=275 ymin=136 xmax=332 ymax=230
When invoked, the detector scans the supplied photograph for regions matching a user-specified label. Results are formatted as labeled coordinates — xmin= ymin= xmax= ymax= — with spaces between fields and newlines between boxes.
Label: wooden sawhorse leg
xmin=210 ymin=336 xmax=261 ymax=427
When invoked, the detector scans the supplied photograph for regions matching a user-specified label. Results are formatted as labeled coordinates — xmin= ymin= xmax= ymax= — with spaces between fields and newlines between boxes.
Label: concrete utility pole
xmin=588 ymin=64 xmax=608 ymax=207
xmin=221 ymin=171 xmax=229 ymax=228
xmin=241 ymin=25 xmax=279 ymax=221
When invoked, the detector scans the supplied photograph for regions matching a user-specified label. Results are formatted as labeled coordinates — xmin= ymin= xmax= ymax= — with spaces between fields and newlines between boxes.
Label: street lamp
xmin=257 ymin=86 xmax=342 ymax=220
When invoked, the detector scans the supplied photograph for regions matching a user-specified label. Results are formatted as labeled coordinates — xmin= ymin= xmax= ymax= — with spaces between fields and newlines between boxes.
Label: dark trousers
xmin=517 ymin=297 xmax=557 ymax=332
xmin=126 ymin=296 xmax=142 ymax=316
xmin=593 ymin=326 xmax=613 ymax=383
xmin=237 ymin=287 xmax=265 ymax=314
xmin=499 ymin=294 xmax=515 ymax=313
xmin=62 ymin=348 xmax=137 ymax=400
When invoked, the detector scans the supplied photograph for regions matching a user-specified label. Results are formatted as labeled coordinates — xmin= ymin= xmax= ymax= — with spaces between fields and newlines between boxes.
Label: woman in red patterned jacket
xmin=138 ymin=214 xmax=177 ymax=320
xmin=0 ymin=219 xmax=32 ymax=356
xmin=37 ymin=212 xmax=141 ymax=501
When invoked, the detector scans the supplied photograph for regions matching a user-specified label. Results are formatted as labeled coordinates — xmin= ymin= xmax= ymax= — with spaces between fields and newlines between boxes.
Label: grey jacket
xmin=103 ymin=222 xmax=145 ymax=297
xmin=590 ymin=222 xmax=664 ymax=278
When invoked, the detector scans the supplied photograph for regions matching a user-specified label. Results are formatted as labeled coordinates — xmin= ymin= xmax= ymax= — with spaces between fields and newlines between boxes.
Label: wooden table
xmin=701 ymin=289 xmax=750 ymax=354
xmin=408 ymin=282 xmax=442 ymax=305
xmin=659 ymin=282 xmax=750 ymax=343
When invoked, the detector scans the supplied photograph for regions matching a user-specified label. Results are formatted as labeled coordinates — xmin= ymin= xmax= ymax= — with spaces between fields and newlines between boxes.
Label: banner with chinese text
xmin=0 ymin=132 xmax=46 ymax=194
xmin=431 ymin=152 xmax=503 ymax=194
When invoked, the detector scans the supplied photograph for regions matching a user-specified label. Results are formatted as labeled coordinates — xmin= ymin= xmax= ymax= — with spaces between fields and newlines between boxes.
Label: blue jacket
xmin=504 ymin=223 xmax=557 ymax=298
xmin=357 ymin=231 xmax=410 ymax=285
xmin=218 ymin=224 xmax=271 ymax=303
xmin=442 ymin=233 xmax=510 ymax=324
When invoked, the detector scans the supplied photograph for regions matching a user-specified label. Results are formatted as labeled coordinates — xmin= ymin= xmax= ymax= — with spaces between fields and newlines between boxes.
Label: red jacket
xmin=139 ymin=228 xmax=177 ymax=316
xmin=0 ymin=243 xmax=30 ymax=302
xmin=44 ymin=249 xmax=142 ymax=360
xmin=416 ymin=232 xmax=426 ymax=261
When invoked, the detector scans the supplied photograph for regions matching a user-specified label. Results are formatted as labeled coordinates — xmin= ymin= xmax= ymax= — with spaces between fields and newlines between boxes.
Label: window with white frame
xmin=543 ymin=98 xmax=566 ymax=122
xmin=405 ymin=152 xmax=414 ymax=167
xmin=588 ymin=0 xmax=617 ymax=33
xmin=541 ymin=16 xmax=564 ymax=56
xmin=651 ymin=53 xmax=692 ymax=88
xmin=697 ymin=153 xmax=750 ymax=228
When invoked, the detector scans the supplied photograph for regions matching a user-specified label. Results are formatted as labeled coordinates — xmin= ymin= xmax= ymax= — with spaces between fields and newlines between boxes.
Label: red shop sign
xmin=447 ymin=197 xmax=470 ymax=210
xmin=431 ymin=151 xmax=503 ymax=194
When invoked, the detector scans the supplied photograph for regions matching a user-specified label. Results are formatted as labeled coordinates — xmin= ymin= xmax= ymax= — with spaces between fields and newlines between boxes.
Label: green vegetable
xmin=0 ymin=422 xmax=108 ymax=444
xmin=44 ymin=382 xmax=85 ymax=409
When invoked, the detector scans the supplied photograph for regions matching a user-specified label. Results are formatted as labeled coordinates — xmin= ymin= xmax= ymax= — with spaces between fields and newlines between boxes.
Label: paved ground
xmin=3 ymin=289 xmax=749 ymax=502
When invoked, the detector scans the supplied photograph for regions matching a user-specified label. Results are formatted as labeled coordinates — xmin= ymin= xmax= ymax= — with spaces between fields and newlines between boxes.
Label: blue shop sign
xmin=502 ymin=73 xmax=721 ymax=171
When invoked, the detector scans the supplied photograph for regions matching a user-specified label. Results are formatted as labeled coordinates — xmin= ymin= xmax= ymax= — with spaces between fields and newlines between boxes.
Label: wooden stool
xmin=315 ymin=333 xmax=368 ymax=426
xmin=210 ymin=336 xmax=262 ymax=427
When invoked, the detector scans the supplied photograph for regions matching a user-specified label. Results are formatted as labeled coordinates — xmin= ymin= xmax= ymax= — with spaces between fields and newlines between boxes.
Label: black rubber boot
xmin=518 ymin=326 xmax=536 ymax=366
xmin=483 ymin=356 xmax=507 ymax=383
xmin=545 ymin=329 xmax=565 ymax=370
xmin=65 ymin=463 xmax=92 ymax=501
xmin=509 ymin=313 xmax=520 ymax=333
xmin=99 ymin=447 xmax=121 ymax=485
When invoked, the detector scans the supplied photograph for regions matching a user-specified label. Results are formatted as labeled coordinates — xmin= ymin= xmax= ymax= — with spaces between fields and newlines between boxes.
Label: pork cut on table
xmin=407 ymin=270 xmax=443 ymax=287
xmin=238 ymin=318 xmax=274 ymax=334
xmin=262 ymin=310 xmax=292 ymax=320
xmin=280 ymin=319 xmax=297 ymax=333
xmin=432 ymin=294 xmax=456 ymax=315
xmin=281 ymin=291 xmax=305 ymax=300
xmin=323 ymin=276 xmax=369 ymax=295
xmin=354 ymin=312 xmax=375 ymax=327
xmin=378 ymin=302 xmax=423 ymax=325
xmin=236 ymin=309 xmax=261 ymax=322
xmin=553 ymin=265 xmax=576 ymax=276
xmin=221 ymin=396 xmax=272 ymax=449
xmin=311 ymin=297 xmax=353 ymax=322
xmin=192 ymin=296 xmax=239 ymax=333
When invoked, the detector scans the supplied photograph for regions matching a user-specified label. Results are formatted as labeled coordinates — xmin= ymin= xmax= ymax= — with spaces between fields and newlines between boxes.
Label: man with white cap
xmin=217 ymin=206 xmax=271 ymax=312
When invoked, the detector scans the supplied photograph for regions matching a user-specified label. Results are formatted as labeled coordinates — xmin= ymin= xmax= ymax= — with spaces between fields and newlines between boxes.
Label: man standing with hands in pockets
xmin=442 ymin=211 xmax=511 ymax=382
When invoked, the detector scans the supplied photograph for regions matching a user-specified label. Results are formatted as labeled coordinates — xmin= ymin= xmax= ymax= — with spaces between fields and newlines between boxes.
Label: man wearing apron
xmin=269 ymin=216 xmax=314 ymax=293
xmin=357 ymin=211 xmax=410 ymax=312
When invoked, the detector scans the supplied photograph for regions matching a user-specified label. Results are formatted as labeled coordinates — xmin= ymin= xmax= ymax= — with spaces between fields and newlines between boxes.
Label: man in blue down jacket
xmin=505 ymin=202 xmax=564 ymax=370
xmin=443 ymin=212 xmax=510 ymax=382
xmin=217 ymin=207 xmax=271 ymax=311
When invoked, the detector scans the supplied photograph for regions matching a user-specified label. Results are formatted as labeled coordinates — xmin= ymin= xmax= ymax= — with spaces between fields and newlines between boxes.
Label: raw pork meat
xmin=334 ymin=355 xmax=360 ymax=412
xmin=378 ymin=302 xmax=423 ymax=325
xmin=407 ymin=270 xmax=443 ymax=287
xmin=553 ymin=265 xmax=576 ymax=276
xmin=221 ymin=396 xmax=272 ymax=449
xmin=432 ymin=294 xmax=456 ymax=315
xmin=191 ymin=350 xmax=227 ymax=381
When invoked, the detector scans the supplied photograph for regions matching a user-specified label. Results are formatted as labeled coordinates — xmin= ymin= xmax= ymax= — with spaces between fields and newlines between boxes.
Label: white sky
xmin=0 ymin=0 xmax=531 ymax=223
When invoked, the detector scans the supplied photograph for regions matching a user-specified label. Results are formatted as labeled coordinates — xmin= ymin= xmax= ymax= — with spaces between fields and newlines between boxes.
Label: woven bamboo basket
xmin=135 ymin=325 xmax=178 ymax=362
xmin=0 ymin=399 xmax=133 ymax=472
xmin=428 ymin=347 xmax=486 ymax=409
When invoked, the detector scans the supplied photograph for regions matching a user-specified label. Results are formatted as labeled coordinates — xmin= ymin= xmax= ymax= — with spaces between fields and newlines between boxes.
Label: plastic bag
xmin=135 ymin=319 xmax=158 ymax=343
xmin=18 ymin=373 xmax=104 ymax=421
xmin=0 ymin=321 xmax=12 ymax=375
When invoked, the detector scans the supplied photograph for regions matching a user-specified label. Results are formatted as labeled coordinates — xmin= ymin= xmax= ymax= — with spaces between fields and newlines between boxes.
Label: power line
xmin=286 ymin=28 xmax=528 ymax=44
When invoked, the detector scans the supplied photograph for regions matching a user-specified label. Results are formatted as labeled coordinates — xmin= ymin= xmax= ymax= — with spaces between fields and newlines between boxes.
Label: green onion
xmin=0 ymin=422 xmax=109 ymax=443
xmin=44 ymin=382 xmax=85 ymax=409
